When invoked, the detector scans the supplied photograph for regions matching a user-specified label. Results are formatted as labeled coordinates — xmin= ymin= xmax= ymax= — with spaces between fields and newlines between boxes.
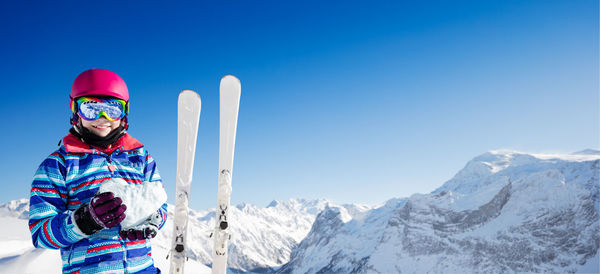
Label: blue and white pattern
xmin=29 ymin=133 xmax=167 ymax=274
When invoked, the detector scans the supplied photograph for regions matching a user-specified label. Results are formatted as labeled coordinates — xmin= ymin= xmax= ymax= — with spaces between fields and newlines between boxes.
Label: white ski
xmin=169 ymin=90 xmax=202 ymax=274
xmin=212 ymin=75 xmax=241 ymax=274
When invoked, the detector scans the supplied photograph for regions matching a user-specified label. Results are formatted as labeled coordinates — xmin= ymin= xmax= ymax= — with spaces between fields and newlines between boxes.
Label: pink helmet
xmin=71 ymin=68 xmax=129 ymax=101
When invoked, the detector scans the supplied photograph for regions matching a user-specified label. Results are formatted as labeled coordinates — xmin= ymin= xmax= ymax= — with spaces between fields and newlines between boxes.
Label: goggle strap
xmin=70 ymin=98 xmax=77 ymax=114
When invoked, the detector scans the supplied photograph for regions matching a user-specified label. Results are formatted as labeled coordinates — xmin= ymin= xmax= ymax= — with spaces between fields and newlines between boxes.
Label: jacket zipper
xmin=106 ymin=154 xmax=116 ymax=174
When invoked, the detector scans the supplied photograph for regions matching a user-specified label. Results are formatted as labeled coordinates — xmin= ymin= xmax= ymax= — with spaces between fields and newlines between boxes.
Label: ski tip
xmin=221 ymin=74 xmax=240 ymax=84
xmin=179 ymin=89 xmax=201 ymax=101
xmin=180 ymin=89 xmax=197 ymax=95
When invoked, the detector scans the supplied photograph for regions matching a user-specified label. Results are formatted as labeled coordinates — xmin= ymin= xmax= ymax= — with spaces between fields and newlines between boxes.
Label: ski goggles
xmin=71 ymin=97 xmax=128 ymax=121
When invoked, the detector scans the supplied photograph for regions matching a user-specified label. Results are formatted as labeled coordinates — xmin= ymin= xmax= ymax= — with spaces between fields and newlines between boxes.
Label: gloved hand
xmin=119 ymin=227 xmax=158 ymax=241
xmin=74 ymin=192 xmax=127 ymax=235
xmin=119 ymin=209 xmax=161 ymax=241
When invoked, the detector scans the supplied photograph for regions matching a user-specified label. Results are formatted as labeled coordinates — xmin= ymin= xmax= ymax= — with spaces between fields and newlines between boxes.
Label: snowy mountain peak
xmin=468 ymin=150 xmax=547 ymax=174
xmin=435 ymin=150 xmax=600 ymax=196
xmin=265 ymin=198 xmax=330 ymax=216
xmin=280 ymin=150 xmax=599 ymax=273
xmin=0 ymin=198 xmax=29 ymax=219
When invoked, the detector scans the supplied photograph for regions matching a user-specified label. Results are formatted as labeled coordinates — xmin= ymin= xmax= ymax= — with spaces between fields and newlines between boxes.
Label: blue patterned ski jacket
xmin=29 ymin=132 xmax=167 ymax=274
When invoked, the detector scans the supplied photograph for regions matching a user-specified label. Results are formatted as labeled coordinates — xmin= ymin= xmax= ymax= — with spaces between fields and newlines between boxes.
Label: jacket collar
xmin=62 ymin=132 xmax=143 ymax=154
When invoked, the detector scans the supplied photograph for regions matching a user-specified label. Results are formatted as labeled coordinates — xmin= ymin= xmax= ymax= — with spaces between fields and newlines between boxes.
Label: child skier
xmin=29 ymin=68 xmax=168 ymax=273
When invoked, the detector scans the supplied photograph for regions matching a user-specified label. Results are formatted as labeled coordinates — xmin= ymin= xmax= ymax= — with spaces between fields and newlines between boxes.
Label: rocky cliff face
xmin=279 ymin=150 xmax=600 ymax=273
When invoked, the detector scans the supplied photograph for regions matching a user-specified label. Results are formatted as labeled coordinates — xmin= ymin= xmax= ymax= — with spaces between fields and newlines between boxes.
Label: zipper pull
xmin=107 ymin=157 xmax=116 ymax=173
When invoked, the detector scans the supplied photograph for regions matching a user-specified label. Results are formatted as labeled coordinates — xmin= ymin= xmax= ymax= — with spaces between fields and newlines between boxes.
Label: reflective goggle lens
xmin=75 ymin=97 xmax=126 ymax=121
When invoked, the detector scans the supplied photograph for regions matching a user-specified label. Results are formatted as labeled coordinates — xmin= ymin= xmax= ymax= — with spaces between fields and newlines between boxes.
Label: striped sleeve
xmin=143 ymin=150 xmax=162 ymax=183
xmin=143 ymin=150 xmax=167 ymax=230
xmin=157 ymin=203 xmax=168 ymax=229
xmin=29 ymin=151 xmax=87 ymax=249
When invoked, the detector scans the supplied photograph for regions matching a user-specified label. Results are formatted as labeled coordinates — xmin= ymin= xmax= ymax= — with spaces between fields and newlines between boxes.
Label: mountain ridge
xmin=278 ymin=150 xmax=599 ymax=273
xmin=1 ymin=149 xmax=598 ymax=273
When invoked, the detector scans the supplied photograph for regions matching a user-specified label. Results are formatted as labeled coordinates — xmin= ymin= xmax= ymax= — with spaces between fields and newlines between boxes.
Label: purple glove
xmin=119 ymin=209 xmax=161 ymax=241
xmin=119 ymin=227 xmax=157 ymax=241
xmin=74 ymin=192 xmax=127 ymax=235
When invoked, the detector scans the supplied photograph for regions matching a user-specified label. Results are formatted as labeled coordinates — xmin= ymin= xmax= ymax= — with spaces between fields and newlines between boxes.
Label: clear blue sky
xmin=0 ymin=0 xmax=598 ymax=210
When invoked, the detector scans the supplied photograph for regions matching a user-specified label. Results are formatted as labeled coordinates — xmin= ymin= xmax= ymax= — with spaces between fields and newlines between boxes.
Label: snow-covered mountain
xmin=279 ymin=150 xmax=600 ymax=273
xmin=0 ymin=198 xmax=29 ymax=219
xmin=1 ymin=150 xmax=598 ymax=273
xmin=154 ymin=198 xmax=331 ymax=272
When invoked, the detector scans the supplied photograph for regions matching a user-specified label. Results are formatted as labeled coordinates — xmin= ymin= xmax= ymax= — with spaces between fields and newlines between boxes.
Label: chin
xmin=94 ymin=130 xmax=112 ymax=137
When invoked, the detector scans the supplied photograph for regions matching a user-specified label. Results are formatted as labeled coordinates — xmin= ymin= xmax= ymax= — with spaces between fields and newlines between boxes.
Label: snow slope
xmin=0 ymin=200 xmax=210 ymax=274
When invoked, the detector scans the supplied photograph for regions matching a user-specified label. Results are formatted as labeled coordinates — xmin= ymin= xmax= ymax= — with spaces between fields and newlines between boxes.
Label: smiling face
xmin=80 ymin=116 xmax=122 ymax=137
